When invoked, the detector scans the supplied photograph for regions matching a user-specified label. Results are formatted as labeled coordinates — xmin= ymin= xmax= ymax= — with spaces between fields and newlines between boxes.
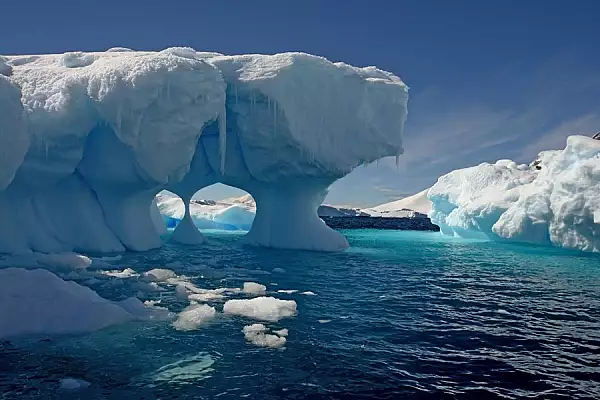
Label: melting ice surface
xmin=1 ymin=230 xmax=600 ymax=399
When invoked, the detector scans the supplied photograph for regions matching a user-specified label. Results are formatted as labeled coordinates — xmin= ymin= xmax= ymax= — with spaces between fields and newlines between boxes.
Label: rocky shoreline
xmin=320 ymin=216 xmax=440 ymax=231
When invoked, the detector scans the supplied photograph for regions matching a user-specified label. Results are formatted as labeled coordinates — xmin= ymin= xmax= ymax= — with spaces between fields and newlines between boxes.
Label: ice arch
xmin=0 ymin=48 xmax=408 ymax=254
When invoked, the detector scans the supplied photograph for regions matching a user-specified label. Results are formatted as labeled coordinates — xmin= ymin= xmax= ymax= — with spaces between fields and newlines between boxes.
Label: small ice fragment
xmin=242 ymin=282 xmax=267 ymax=295
xmin=59 ymin=378 xmax=90 ymax=391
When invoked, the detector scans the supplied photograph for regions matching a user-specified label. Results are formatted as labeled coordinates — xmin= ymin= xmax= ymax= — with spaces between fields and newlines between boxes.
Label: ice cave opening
xmin=155 ymin=184 xmax=257 ymax=246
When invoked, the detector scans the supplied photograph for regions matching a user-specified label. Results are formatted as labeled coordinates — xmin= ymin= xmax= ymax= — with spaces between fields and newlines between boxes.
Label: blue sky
xmin=2 ymin=0 xmax=600 ymax=206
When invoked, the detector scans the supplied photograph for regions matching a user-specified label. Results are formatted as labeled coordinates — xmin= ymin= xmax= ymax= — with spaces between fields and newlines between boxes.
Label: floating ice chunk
xmin=175 ymin=284 xmax=191 ymax=299
xmin=272 ymin=268 xmax=286 ymax=274
xmin=102 ymin=268 xmax=138 ymax=278
xmin=301 ymin=291 xmax=317 ymax=296
xmin=0 ymin=268 xmax=133 ymax=338
xmin=148 ymin=353 xmax=215 ymax=384
xmin=172 ymin=304 xmax=217 ymax=331
xmin=36 ymin=252 xmax=92 ymax=269
xmin=242 ymin=324 xmax=286 ymax=348
xmin=143 ymin=268 xmax=177 ymax=282
xmin=242 ymin=282 xmax=267 ymax=295
xmin=188 ymin=292 xmax=226 ymax=302
xmin=273 ymin=328 xmax=288 ymax=337
xmin=318 ymin=319 xmax=331 ymax=324
xmin=277 ymin=290 xmax=297 ymax=294
xmin=59 ymin=378 xmax=91 ymax=391
xmin=223 ymin=297 xmax=297 ymax=322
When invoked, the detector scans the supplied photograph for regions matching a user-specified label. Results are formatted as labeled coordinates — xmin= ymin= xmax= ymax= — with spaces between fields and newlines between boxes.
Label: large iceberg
xmin=0 ymin=48 xmax=408 ymax=254
xmin=429 ymin=135 xmax=600 ymax=252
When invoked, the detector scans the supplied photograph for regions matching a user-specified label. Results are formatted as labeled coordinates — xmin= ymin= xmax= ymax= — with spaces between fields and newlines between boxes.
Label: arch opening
xmin=190 ymin=183 xmax=255 ymax=232
xmin=153 ymin=190 xmax=184 ymax=235
xmin=153 ymin=184 xmax=256 ymax=245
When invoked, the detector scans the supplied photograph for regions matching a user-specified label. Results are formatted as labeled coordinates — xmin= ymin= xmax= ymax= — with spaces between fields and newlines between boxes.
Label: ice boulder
xmin=0 ymin=48 xmax=407 ymax=254
xmin=429 ymin=135 xmax=600 ymax=252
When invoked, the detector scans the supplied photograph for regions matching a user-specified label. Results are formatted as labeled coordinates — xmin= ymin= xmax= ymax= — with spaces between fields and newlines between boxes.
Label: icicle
xmin=376 ymin=159 xmax=379 ymax=168
xmin=273 ymin=101 xmax=277 ymax=137
xmin=219 ymin=104 xmax=227 ymax=175
xmin=395 ymin=154 xmax=400 ymax=170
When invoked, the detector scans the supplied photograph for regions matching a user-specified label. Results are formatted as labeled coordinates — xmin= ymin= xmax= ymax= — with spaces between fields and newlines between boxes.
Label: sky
xmin=2 ymin=0 xmax=600 ymax=207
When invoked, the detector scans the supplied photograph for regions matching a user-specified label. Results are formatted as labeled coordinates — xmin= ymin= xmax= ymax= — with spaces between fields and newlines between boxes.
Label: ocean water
xmin=2 ymin=230 xmax=600 ymax=399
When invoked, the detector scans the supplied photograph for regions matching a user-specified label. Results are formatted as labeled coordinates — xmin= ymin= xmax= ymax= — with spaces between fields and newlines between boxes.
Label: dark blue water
xmin=2 ymin=230 xmax=600 ymax=399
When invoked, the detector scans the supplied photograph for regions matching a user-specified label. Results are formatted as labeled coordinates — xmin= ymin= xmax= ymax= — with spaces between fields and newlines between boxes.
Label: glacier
xmin=0 ymin=48 xmax=408 ymax=254
xmin=428 ymin=135 xmax=600 ymax=252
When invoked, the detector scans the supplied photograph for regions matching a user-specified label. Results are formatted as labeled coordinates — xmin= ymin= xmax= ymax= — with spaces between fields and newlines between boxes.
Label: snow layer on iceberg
xmin=429 ymin=135 xmax=600 ymax=252
xmin=1 ymin=48 xmax=407 ymax=253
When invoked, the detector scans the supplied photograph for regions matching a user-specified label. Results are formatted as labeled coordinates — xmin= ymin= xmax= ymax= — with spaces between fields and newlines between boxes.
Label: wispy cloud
xmin=518 ymin=112 xmax=600 ymax=159
xmin=329 ymin=53 xmax=600 ymax=207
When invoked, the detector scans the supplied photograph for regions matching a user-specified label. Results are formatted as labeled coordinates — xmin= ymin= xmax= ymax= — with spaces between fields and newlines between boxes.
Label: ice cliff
xmin=429 ymin=135 xmax=600 ymax=252
xmin=0 ymin=48 xmax=408 ymax=253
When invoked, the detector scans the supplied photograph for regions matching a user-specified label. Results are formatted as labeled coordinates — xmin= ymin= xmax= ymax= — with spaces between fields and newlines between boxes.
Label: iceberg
xmin=0 ymin=267 xmax=158 ymax=338
xmin=429 ymin=135 xmax=600 ymax=252
xmin=0 ymin=48 xmax=407 ymax=254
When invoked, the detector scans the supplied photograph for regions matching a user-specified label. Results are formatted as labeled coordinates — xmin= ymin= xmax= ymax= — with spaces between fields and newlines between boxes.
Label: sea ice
xmin=143 ymin=268 xmax=177 ymax=282
xmin=242 ymin=323 xmax=287 ymax=348
xmin=242 ymin=282 xmax=267 ymax=295
xmin=223 ymin=297 xmax=297 ymax=322
xmin=172 ymin=304 xmax=217 ymax=331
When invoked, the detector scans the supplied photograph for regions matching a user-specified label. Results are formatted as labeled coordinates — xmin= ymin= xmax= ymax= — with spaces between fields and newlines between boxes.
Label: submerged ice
xmin=429 ymin=135 xmax=600 ymax=252
xmin=0 ymin=48 xmax=408 ymax=254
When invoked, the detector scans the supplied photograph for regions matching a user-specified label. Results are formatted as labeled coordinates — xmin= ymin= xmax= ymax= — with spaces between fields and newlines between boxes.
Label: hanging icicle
xmin=273 ymin=101 xmax=277 ymax=137
xmin=376 ymin=159 xmax=379 ymax=168
xmin=219 ymin=104 xmax=227 ymax=175
xmin=395 ymin=154 xmax=400 ymax=170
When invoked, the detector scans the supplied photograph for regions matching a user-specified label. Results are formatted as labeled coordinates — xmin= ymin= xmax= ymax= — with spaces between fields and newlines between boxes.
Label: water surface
xmin=2 ymin=230 xmax=600 ymax=399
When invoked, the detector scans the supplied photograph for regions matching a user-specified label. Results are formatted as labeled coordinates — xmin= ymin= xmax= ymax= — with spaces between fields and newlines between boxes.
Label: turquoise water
xmin=2 ymin=230 xmax=600 ymax=399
